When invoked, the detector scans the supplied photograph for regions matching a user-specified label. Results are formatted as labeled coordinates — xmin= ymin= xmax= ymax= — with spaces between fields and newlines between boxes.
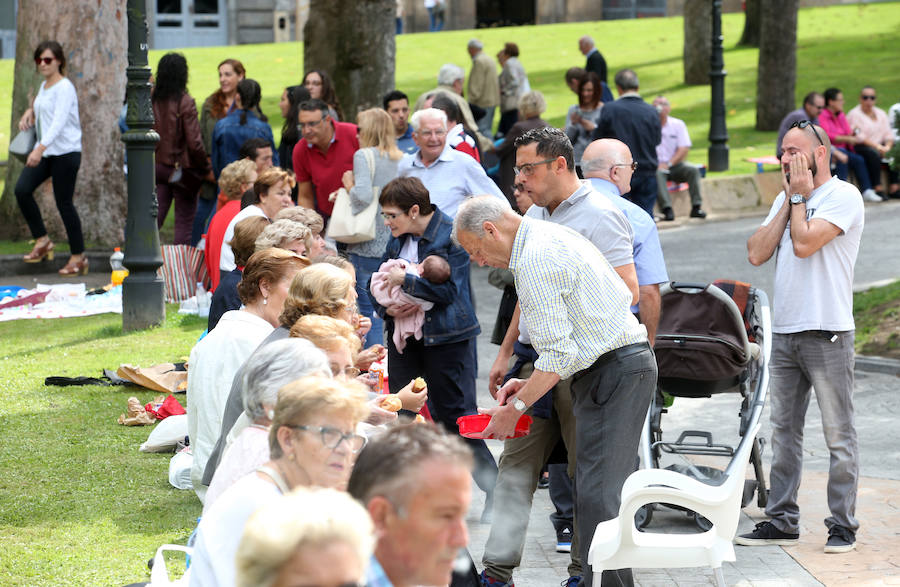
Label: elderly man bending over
xmin=398 ymin=108 xmax=507 ymax=218
xmin=453 ymin=196 xmax=656 ymax=587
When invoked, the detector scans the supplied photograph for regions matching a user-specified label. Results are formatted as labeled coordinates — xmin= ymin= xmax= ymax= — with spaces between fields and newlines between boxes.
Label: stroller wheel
xmin=741 ymin=479 xmax=758 ymax=508
xmin=635 ymin=504 xmax=654 ymax=530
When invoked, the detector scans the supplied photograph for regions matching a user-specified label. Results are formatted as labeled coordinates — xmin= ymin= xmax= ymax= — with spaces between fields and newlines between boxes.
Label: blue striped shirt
xmin=509 ymin=217 xmax=646 ymax=379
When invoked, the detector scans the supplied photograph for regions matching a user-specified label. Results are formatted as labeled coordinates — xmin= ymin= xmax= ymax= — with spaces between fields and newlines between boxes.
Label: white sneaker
xmin=862 ymin=189 xmax=883 ymax=202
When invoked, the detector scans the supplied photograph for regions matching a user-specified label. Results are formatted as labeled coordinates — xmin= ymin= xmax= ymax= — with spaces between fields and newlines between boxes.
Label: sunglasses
xmin=789 ymin=120 xmax=824 ymax=147
xmin=861 ymin=95 xmax=877 ymax=101
xmin=34 ymin=57 xmax=54 ymax=65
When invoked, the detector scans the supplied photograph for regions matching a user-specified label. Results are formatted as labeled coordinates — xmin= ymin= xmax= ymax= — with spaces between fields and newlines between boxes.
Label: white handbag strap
xmin=362 ymin=148 xmax=377 ymax=182
xmin=150 ymin=543 xmax=193 ymax=585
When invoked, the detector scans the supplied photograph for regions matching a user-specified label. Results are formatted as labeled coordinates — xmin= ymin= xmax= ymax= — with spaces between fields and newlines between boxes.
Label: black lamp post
xmin=121 ymin=0 xmax=165 ymax=331
xmin=708 ymin=0 xmax=729 ymax=171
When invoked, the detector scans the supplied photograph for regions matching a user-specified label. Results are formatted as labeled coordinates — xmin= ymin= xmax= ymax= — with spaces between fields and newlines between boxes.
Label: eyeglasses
xmin=861 ymin=95 xmax=877 ymax=101
xmin=34 ymin=57 xmax=54 ymax=65
xmin=610 ymin=161 xmax=639 ymax=173
xmin=513 ymin=158 xmax=557 ymax=176
xmin=297 ymin=117 xmax=326 ymax=130
xmin=416 ymin=130 xmax=447 ymax=139
xmin=381 ymin=211 xmax=402 ymax=221
xmin=287 ymin=425 xmax=367 ymax=453
xmin=790 ymin=120 xmax=824 ymax=147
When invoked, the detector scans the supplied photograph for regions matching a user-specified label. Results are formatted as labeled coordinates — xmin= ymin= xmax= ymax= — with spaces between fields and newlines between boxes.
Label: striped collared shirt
xmin=509 ymin=217 xmax=646 ymax=379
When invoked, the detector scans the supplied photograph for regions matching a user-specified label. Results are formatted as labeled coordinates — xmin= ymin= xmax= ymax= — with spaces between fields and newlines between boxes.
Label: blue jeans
xmin=191 ymin=196 xmax=217 ymax=247
xmin=570 ymin=342 xmax=656 ymax=587
xmin=350 ymin=253 xmax=384 ymax=348
xmin=833 ymin=147 xmax=872 ymax=192
xmin=766 ymin=331 xmax=859 ymax=534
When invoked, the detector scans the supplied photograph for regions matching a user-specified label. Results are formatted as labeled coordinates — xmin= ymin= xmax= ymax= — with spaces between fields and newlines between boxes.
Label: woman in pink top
xmin=819 ymin=87 xmax=880 ymax=201
xmin=847 ymin=86 xmax=898 ymax=198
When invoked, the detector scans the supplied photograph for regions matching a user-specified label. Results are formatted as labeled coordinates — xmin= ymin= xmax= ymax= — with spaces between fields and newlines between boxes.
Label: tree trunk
xmin=756 ymin=0 xmax=798 ymax=131
xmin=683 ymin=0 xmax=711 ymax=86
xmin=303 ymin=0 xmax=395 ymax=124
xmin=738 ymin=0 xmax=761 ymax=47
xmin=1 ymin=0 xmax=127 ymax=247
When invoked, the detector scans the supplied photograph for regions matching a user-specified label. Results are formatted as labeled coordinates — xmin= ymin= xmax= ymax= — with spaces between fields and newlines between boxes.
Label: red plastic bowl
xmin=457 ymin=414 xmax=533 ymax=439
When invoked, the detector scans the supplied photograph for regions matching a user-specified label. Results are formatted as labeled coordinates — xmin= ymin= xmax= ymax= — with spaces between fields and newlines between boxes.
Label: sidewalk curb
xmin=855 ymin=355 xmax=900 ymax=376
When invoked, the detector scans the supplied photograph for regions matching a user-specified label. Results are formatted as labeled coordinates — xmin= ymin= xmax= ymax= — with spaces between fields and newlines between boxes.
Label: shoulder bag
xmin=9 ymin=127 xmax=37 ymax=161
xmin=326 ymin=148 xmax=379 ymax=244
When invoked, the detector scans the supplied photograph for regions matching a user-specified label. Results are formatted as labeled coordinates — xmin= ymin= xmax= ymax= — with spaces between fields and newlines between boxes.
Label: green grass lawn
xmin=2 ymin=3 xmax=899 ymax=180
xmin=0 ymin=307 xmax=206 ymax=585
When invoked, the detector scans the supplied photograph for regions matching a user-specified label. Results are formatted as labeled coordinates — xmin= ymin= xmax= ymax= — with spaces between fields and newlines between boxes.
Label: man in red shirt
xmin=292 ymin=99 xmax=359 ymax=219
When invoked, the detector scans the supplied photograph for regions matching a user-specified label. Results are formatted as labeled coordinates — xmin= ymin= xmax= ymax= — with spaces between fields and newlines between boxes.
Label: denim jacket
xmin=370 ymin=206 xmax=481 ymax=346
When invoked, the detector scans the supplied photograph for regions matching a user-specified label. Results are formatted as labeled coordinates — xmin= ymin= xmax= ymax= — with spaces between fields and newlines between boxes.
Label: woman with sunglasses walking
xmin=15 ymin=40 xmax=87 ymax=276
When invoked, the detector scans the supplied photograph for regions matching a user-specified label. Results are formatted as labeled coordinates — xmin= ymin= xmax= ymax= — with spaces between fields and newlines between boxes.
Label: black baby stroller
xmin=636 ymin=280 xmax=771 ymax=530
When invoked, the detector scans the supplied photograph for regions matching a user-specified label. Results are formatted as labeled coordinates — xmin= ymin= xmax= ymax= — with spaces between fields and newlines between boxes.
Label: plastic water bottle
xmin=110 ymin=247 xmax=128 ymax=286
xmin=196 ymin=282 xmax=210 ymax=317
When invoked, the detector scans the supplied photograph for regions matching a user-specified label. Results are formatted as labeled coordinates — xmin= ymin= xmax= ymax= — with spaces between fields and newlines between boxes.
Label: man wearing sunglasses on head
xmin=742 ymin=121 xmax=864 ymax=555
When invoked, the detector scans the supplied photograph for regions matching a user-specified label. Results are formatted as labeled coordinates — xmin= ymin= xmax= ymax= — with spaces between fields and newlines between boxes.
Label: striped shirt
xmin=509 ymin=217 xmax=646 ymax=379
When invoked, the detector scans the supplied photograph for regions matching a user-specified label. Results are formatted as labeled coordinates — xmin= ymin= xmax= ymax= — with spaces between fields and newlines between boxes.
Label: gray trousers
xmin=766 ymin=331 xmax=860 ymax=535
xmin=655 ymin=162 xmax=703 ymax=209
xmin=571 ymin=343 xmax=656 ymax=587
xmin=482 ymin=360 xmax=583 ymax=581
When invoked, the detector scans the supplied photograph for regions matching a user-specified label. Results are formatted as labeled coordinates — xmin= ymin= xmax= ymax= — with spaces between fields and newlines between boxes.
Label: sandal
xmin=59 ymin=256 xmax=89 ymax=277
xmin=23 ymin=239 xmax=55 ymax=263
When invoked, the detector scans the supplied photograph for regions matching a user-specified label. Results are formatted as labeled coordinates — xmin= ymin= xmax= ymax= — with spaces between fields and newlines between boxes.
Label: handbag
xmin=326 ymin=148 xmax=380 ymax=244
xmin=9 ymin=127 xmax=37 ymax=160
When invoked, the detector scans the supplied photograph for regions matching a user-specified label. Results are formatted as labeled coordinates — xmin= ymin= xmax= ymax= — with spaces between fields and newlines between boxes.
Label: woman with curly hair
xmin=212 ymin=78 xmax=279 ymax=180
xmin=194 ymin=58 xmax=246 ymax=245
xmin=303 ymin=69 xmax=343 ymax=121
xmin=152 ymin=52 xmax=211 ymax=245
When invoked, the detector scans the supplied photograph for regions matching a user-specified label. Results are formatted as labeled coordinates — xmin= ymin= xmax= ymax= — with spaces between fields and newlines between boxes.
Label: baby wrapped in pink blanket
xmin=371 ymin=255 xmax=451 ymax=353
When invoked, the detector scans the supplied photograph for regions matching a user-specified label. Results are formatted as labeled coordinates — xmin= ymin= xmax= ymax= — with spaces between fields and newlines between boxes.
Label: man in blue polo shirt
xmin=582 ymin=138 xmax=668 ymax=341
xmin=383 ymin=90 xmax=418 ymax=155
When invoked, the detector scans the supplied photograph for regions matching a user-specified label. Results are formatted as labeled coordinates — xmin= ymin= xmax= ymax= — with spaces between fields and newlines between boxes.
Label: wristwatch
xmin=512 ymin=398 xmax=527 ymax=412
xmin=789 ymin=193 xmax=806 ymax=205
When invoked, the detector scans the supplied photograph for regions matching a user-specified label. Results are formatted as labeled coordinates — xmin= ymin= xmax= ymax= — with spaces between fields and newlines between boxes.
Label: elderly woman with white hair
xmin=254 ymin=218 xmax=313 ymax=257
xmin=236 ymin=487 xmax=374 ymax=587
xmin=189 ymin=376 xmax=370 ymax=587
xmin=202 ymin=338 xmax=331 ymax=513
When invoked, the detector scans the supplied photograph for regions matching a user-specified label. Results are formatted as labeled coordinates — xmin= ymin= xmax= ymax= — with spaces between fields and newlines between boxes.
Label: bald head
xmin=582 ymin=139 xmax=634 ymax=195
xmin=780 ymin=122 xmax=833 ymax=188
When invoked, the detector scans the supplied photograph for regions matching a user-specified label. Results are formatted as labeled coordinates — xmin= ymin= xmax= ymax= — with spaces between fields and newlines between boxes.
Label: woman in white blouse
xmin=15 ymin=40 xmax=86 ymax=276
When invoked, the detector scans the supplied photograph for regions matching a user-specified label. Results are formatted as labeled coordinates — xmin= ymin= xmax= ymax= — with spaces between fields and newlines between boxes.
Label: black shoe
xmin=556 ymin=525 xmax=573 ymax=552
xmin=690 ymin=205 xmax=707 ymax=218
xmin=537 ymin=472 xmax=549 ymax=489
xmin=661 ymin=207 xmax=675 ymax=221
xmin=824 ymin=524 xmax=856 ymax=553
xmin=734 ymin=521 xmax=799 ymax=546
xmin=889 ymin=190 xmax=900 ymax=200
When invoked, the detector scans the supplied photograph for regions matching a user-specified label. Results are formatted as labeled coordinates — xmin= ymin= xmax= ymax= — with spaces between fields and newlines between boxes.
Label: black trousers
xmin=15 ymin=152 xmax=84 ymax=254
xmin=855 ymin=144 xmax=898 ymax=189
xmin=386 ymin=329 xmax=498 ymax=496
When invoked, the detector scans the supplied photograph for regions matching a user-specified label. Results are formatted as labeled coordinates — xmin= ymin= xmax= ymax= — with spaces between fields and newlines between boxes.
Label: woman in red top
xmin=205 ymin=159 xmax=257 ymax=290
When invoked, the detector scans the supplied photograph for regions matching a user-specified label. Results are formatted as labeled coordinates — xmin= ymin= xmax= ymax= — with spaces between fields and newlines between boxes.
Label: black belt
xmin=585 ymin=341 xmax=651 ymax=373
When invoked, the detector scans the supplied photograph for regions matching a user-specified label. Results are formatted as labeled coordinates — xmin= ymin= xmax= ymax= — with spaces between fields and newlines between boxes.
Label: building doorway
xmin=153 ymin=0 xmax=227 ymax=49
xmin=475 ymin=0 xmax=535 ymax=28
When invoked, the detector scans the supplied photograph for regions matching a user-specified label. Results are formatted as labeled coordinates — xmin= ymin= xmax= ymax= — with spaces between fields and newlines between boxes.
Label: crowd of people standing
xmin=11 ymin=31 xmax=896 ymax=587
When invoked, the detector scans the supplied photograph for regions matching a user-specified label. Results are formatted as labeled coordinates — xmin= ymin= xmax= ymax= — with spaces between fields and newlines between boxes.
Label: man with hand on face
xmin=740 ymin=122 xmax=863 ymax=555
xmin=292 ymin=99 xmax=359 ymax=219
xmin=454 ymin=189 xmax=655 ymax=587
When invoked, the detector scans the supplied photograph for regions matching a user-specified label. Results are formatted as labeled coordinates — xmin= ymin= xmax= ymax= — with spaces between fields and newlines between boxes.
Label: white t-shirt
xmin=189 ymin=474 xmax=281 ymax=587
xmin=220 ymin=205 xmax=267 ymax=272
xmin=762 ymin=176 xmax=864 ymax=334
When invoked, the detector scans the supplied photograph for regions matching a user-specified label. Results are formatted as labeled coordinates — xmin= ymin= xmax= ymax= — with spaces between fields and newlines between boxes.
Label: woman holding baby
xmin=369 ymin=176 xmax=498 ymax=521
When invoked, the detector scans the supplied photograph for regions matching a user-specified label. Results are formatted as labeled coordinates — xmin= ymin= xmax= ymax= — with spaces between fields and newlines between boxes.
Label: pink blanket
xmin=370 ymin=259 xmax=433 ymax=353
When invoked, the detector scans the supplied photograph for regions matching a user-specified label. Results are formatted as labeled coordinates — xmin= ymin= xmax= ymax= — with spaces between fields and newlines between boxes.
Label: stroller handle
xmin=667 ymin=281 xmax=713 ymax=292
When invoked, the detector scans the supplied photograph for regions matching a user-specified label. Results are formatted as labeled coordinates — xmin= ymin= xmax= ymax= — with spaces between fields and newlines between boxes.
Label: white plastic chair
xmin=588 ymin=421 xmax=761 ymax=587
